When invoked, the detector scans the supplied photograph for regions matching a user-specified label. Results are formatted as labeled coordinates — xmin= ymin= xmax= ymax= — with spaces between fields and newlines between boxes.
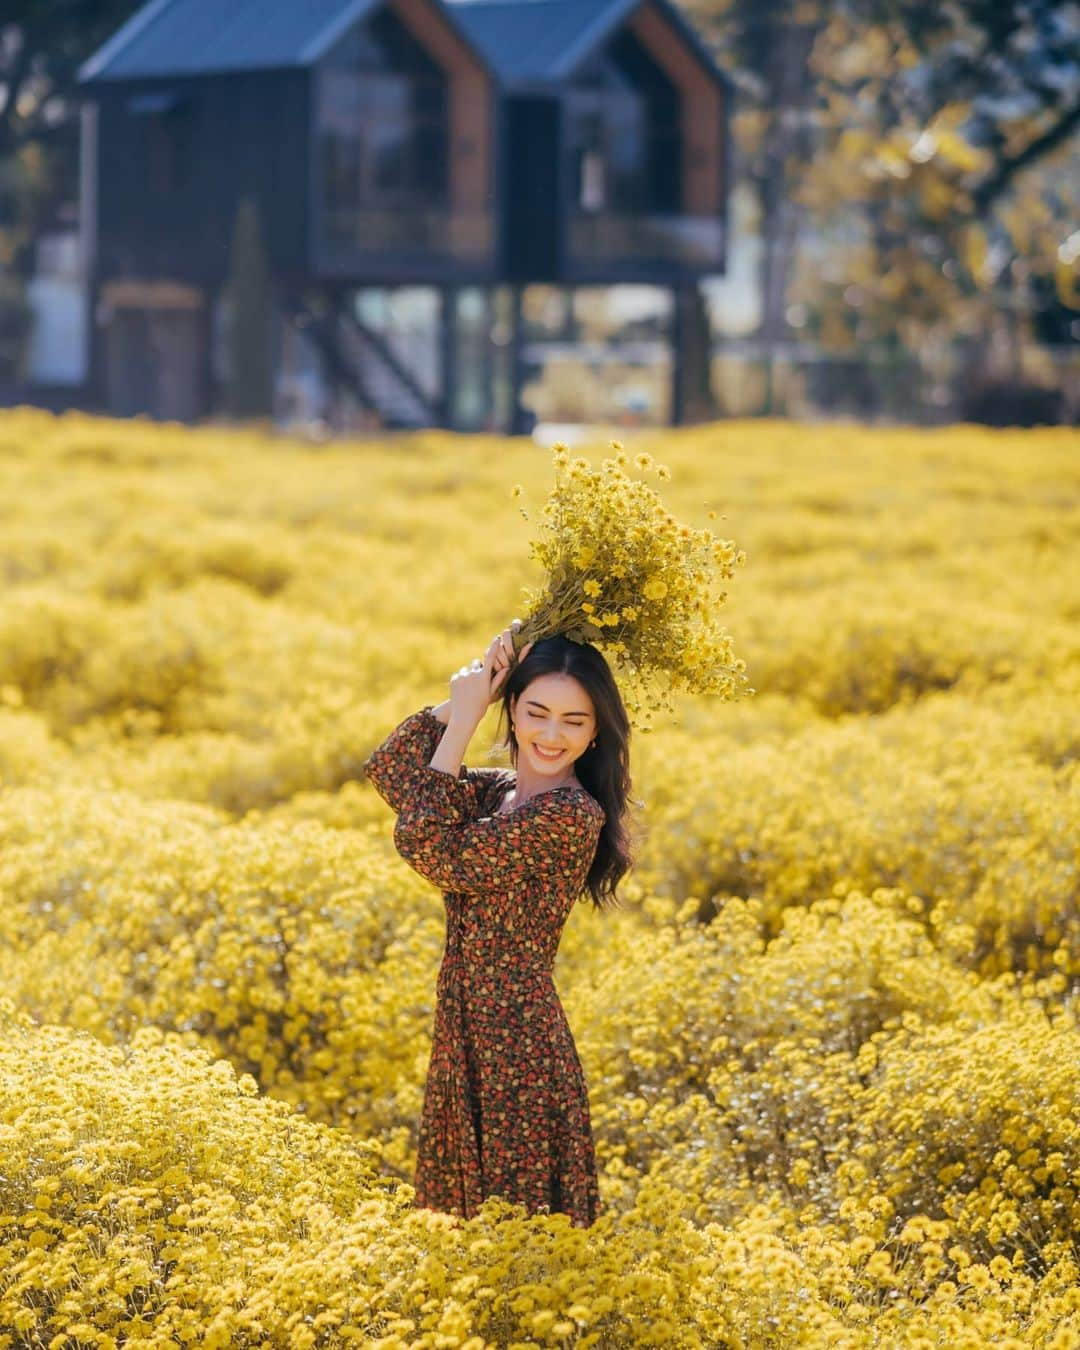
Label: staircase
xmin=286 ymin=295 xmax=439 ymax=430
xmin=335 ymin=308 xmax=435 ymax=428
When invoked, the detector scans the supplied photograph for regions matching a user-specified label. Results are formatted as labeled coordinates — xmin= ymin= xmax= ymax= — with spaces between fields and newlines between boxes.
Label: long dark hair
xmin=497 ymin=635 xmax=633 ymax=911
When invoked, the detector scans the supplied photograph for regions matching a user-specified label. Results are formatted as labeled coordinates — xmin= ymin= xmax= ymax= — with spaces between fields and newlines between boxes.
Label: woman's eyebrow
xmin=525 ymin=700 xmax=590 ymax=717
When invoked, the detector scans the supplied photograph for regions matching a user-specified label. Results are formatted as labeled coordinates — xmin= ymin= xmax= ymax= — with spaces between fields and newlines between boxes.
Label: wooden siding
xmin=390 ymin=0 xmax=492 ymax=218
xmin=309 ymin=0 xmax=497 ymax=279
xmin=93 ymin=70 xmax=310 ymax=283
xmin=85 ymin=0 xmax=726 ymax=294
xmin=629 ymin=1 xmax=724 ymax=217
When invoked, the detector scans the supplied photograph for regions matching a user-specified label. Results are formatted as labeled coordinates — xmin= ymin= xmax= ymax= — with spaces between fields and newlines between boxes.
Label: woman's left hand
xmin=487 ymin=619 xmax=533 ymax=702
xmin=449 ymin=621 xmax=533 ymax=724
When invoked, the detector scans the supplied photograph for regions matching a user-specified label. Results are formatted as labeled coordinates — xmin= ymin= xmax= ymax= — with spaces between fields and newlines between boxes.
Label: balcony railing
xmin=319 ymin=208 xmax=494 ymax=266
xmin=568 ymin=212 xmax=725 ymax=269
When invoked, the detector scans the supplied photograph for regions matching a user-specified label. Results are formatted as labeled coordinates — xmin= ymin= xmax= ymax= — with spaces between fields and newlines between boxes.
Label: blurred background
xmin=0 ymin=0 xmax=1077 ymax=432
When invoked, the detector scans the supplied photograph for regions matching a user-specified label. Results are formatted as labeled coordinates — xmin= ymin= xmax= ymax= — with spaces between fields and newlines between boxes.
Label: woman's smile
xmin=510 ymin=670 xmax=598 ymax=791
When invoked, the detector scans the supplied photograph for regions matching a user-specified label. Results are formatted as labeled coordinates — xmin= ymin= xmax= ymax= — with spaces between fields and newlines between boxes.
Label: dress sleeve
xmin=363 ymin=706 xmax=458 ymax=814
xmin=393 ymin=775 xmax=604 ymax=898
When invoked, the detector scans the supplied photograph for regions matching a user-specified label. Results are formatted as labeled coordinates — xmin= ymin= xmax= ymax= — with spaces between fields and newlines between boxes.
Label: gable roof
xmin=447 ymin=0 xmax=620 ymax=84
xmin=446 ymin=0 xmax=729 ymax=89
xmin=79 ymin=0 xmax=492 ymax=83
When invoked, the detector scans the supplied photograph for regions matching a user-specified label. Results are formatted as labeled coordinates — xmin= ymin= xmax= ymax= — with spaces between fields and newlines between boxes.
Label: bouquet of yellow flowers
xmin=512 ymin=442 xmax=750 ymax=716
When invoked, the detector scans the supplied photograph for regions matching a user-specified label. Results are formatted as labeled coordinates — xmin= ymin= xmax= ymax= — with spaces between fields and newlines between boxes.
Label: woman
xmin=364 ymin=618 xmax=633 ymax=1228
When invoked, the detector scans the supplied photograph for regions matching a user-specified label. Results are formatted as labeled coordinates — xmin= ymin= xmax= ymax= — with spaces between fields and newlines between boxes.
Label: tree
xmin=681 ymin=0 xmax=826 ymax=411
xmin=225 ymin=198 xmax=275 ymax=420
xmin=1 ymin=1 xmax=140 ymax=271
xmin=804 ymin=0 xmax=1080 ymax=342
xmin=0 ymin=2 xmax=139 ymax=158
xmin=680 ymin=0 xmax=1080 ymax=399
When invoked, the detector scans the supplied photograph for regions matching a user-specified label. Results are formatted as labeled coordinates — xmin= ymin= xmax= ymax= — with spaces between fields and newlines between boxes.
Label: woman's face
xmin=511 ymin=672 xmax=597 ymax=778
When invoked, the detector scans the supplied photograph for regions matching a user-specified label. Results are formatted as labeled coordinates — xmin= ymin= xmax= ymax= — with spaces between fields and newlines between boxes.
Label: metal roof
xmin=79 ymin=0 xmax=491 ymax=82
xmin=446 ymin=0 xmax=729 ymax=88
xmin=79 ymin=0 xmax=727 ymax=90
xmin=447 ymin=0 xmax=624 ymax=84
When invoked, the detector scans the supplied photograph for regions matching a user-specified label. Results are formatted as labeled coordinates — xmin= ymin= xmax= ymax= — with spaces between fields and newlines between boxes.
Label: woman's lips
xmin=532 ymin=745 xmax=565 ymax=761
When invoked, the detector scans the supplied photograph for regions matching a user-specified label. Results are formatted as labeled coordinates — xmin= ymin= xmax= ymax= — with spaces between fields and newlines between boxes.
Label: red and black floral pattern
xmin=364 ymin=706 xmax=605 ymax=1228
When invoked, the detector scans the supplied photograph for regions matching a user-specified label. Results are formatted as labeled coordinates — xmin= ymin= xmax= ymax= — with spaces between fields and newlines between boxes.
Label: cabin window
xmin=568 ymin=29 xmax=681 ymax=215
xmin=580 ymin=148 xmax=606 ymax=212
xmin=318 ymin=7 xmax=448 ymax=224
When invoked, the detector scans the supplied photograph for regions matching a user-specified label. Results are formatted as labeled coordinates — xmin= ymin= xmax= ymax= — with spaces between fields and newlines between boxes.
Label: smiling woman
xmin=363 ymin=621 xmax=634 ymax=1229
xmin=503 ymin=674 xmax=596 ymax=792
xmin=497 ymin=636 xmax=633 ymax=903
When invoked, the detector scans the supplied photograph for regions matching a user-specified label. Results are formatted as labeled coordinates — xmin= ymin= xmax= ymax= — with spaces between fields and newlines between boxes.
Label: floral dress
xmin=364 ymin=706 xmax=605 ymax=1228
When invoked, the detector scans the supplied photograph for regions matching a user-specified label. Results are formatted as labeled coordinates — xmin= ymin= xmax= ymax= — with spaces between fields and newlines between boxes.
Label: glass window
xmin=319 ymin=11 xmax=448 ymax=221
xmin=580 ymin=149 xmax=606 ymax=211
xmin=567 ymin=29 xmax=682 ymax=216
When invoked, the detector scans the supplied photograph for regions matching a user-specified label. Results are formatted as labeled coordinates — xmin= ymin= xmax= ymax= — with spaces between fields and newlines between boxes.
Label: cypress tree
xmin=225 ymin=197 xmax=274 ymax=419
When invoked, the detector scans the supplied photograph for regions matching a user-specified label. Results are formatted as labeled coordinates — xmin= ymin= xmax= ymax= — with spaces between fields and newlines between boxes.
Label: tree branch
xmin=972 ymin=100 xmax=1080 ymax=214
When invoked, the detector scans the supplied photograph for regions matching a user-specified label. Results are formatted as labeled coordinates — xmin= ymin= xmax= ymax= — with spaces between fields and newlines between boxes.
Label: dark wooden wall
xmin=93 ymin=70 xmax=310 ymax=284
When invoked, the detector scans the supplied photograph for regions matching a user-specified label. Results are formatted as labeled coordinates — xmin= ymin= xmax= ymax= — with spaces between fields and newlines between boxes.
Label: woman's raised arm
xmin=363 ymin=706 xmax=454 ymax=814
xmin=365 ymin=622 xmax=532 ymax=812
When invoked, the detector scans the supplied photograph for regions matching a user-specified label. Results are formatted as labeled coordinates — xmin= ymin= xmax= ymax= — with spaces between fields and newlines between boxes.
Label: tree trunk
xmin=757 ymin=18 xmax=820 ymax=415
xmin=672 ymin=281 xmax=718 ymax=424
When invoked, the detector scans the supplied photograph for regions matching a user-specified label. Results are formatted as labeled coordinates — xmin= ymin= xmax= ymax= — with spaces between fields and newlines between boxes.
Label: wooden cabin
xmin=79 ymin=0 xmax=732 ymax=428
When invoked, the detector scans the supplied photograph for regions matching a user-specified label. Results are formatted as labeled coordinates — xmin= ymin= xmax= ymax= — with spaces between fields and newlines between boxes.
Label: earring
xmin=590 ymin=738 xmax=597 ymax=749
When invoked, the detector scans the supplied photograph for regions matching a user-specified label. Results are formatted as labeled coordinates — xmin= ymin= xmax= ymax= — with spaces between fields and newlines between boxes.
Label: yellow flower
xmin=514 ymin=442 xmax=748 ymax=712
xmin=964 ymin=1264 xmax=992 ymax=1291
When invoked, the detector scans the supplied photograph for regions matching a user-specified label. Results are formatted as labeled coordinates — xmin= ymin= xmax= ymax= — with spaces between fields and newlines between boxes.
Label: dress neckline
xmin=492 ymin=776 xmax=588 ymax=817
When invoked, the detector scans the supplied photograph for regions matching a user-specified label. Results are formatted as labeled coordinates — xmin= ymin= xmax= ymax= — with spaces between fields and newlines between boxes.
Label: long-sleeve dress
xmin=364 ymin=706 xmax=605 ymax=1228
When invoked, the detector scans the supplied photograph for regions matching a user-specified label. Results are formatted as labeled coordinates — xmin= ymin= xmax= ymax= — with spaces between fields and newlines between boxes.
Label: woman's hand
xmin=488 ymin=620 xmax=534 ymax=696
xmin=448 ymin=620 xmax=534 ymax=726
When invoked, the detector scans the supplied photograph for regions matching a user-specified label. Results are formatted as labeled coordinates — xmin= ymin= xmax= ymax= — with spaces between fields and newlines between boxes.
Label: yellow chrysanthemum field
xmin=1 ymin=407 xmax=1079 ymax=1349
